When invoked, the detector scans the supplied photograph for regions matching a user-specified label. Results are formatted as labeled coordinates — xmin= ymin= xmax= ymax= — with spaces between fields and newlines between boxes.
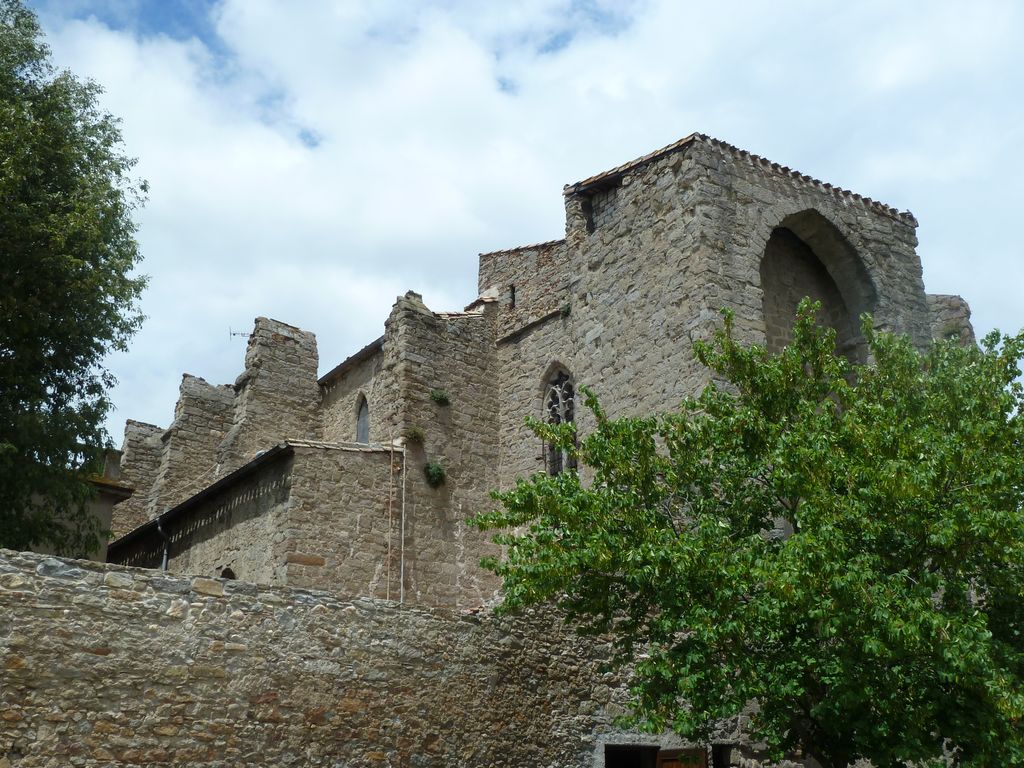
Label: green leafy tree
xmin=474 ymin=302 xmax=1024 ymax=768
xmin=0 ymin=0 xmax=146 ymax=555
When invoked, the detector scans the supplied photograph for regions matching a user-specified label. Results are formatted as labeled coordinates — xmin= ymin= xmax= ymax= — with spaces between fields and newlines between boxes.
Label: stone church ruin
xmin=1 ymin=134 xmax=973 ymax=767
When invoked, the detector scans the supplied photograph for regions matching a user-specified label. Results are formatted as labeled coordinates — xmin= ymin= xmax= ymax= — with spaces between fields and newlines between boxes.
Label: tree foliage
xmin=474 ymin=302 xmax=1024 ymax=768
xmin=0 ymin=0 xmax=146 ymax=555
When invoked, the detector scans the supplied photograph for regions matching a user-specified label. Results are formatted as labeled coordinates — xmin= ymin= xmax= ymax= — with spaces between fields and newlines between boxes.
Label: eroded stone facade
xmin=107 ymin=135 xmax=973 ymax=609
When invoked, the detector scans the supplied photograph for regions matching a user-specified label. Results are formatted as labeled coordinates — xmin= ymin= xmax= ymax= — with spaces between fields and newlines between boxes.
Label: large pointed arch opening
xmin=760 ymin=210 xmax=877 ymax=362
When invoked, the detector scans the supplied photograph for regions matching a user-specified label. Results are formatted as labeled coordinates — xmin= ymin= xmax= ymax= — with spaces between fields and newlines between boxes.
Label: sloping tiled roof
xmin=477 ymin=238 xmax=566 ymax=259
xmin=566 ymin=133 xmax=703 ymax=193
xmin=318 ymin=335 xmax=384 ymax=388
xmin=106 ymin=439 xmax=399 ymax=563
xmin=107 ymin=443 xmax=294 ymax=558
xmin=564 ymin=133 xmax=916 ymax=224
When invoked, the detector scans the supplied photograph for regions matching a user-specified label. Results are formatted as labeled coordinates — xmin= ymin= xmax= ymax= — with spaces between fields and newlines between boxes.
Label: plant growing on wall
xmin=429 ymin=389 xmax=451 ymax=406
xmin=474 ymin=300 xmax=1024 ymax=768
xmin=403 ymin=426 xmax=426 ymax=444
xmin=423 ymin=460 xmax=446 ymax=488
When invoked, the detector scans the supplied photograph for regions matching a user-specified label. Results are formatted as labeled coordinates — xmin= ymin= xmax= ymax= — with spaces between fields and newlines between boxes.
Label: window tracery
xmin=545 ymin=370 xmax=576 ymax=475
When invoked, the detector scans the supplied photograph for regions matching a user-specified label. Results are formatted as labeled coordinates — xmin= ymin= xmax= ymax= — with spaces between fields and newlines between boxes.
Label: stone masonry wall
xmin=116 ymin=318 xmax=324 ymax=540
xmin=673 ymin=138 xmax=932 ymax=350
xmin=110 ymin=442 xmax=406 ymax=597
xmin=114 ymin=299 xmax=501 ymax=609
xmin=926 ymin=293 xmax=976 ymax=344
xmin=493 ymin=144 xmax=708 ymax=490
xmin=144 ymin=375 xmax=235 ymax=520
xmin=216 ymin=318 xmax=322 ymax=473
xmin=478 ymin=238 xmax=578 ymax=486
xmin=0 ymin=549 xmax=733 ymax=768
xmin=113 ymin=298 xmax=502 ymax=609
xmin=562 ymin=144 xmax=711 ymax=419
xmin=496 ymin=313 xmax=576 ymax=488
xmin=281 ymin=443 xmax=402 ymax=599
xmin=113 ymin=420 xmax=163 ymax=537
xmin=491 ymin=136 xmax=945 ymax=489
xmin=760 ymin=228 xmax=859 ymax=357
xmin=386 ymin=292 xmax=503 ymax=608
xmin=163 ymin=454 xmax=293 ymax=585
xmin=477 ymin=238 xmax=573 ymax=340
xmin=320 ymin=346 xmax=387 ymax=444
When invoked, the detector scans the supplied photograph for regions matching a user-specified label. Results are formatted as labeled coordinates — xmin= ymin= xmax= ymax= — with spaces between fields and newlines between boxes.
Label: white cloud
xmin=858 ymin=1 xmax=1019 ymax=93
xmin=26 ymin=0 xmax=1024 ymax=437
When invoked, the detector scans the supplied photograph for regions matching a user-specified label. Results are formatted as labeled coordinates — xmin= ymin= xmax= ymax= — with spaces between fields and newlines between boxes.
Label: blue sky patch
xmin=29 ymin=0 xmax=227 ymax=53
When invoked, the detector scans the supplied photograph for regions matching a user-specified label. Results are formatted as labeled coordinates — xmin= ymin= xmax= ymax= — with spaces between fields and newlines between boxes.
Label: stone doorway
xmin=604 ymin=745 xmax=708 ymax=768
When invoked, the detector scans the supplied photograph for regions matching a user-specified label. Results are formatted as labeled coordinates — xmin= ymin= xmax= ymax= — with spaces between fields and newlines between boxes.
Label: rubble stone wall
xmin=216 ymin=318 xmax=322 ymax=473
xmin=760 ymin=228 xmax=860 ymax=356
xmin=282 ymin=444 xmax=401 ymax=599
xmin=163 ymin=454 xmax=293 ymax=585
xmin=563 ymin=144 xmax=711 ymax=423
xmin=495 ymin=313 xmax=576 ymax=489
xmin=116 ymin=318 xmax=324 ymax=539
xmin=490 ymin=137 xmax=952 ymax=489
xmin=388 ymin=293 xmax=503 ymax=608
xmin=320 ymin=347 xmax=384 ymax=444
xmin=113 ymin=420 xmax=164 ymax=537
xmin=145 ymin=375 xmax=235 ymax=519
xmin=676 ymin=139 xmax=932 ymax=349
xmin=491 ymin=146 xmax=709 ymax=489
xmin=0 ymin=549 xmax=714 ymax=768
xmin=927 ymin=293 xmax=976 ymax=344
xmin=478 ymin=238 xmax=574 ymax=340
xmin=111 ymin=443 xmax=403 ymax=596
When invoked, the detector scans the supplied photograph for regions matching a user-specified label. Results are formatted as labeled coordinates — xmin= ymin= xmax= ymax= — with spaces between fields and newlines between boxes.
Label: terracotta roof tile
xmin=318 ymin=335 xmax=384 ymax=388
xmin=478 ymin=238 xmax=565 ymax=259
xmin=566 ymin=133 xmax=702 ymax=192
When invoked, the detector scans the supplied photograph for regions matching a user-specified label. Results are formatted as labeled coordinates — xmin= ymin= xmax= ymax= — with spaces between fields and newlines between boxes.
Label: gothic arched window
xmin=355 ymin=395 xmax=369 ymax=443
xmin=545 ymin=370 xmax=576 ymax=475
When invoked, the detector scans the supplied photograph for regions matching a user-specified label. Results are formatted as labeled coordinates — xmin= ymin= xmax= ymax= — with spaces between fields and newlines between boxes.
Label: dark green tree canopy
xmin=475 ymin=303 xmax=1024 ymax=768
xmin=0 ymin=0 xmax=146 ymax=555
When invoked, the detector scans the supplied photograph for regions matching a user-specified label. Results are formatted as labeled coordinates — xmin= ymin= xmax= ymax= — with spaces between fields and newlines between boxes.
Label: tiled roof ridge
xmin=107 ymin=439 xmax=400 ymax=558
xmin=701 ymin=135 xmax=915 ymax=224
xmin=478 ymin=238 xmax=566 ymax=259
xmin=565 ymin=132 xmax=702 ymax=193
xmin=318 ymin=335 xmax=385 ymax=388
xmin=437 ymin=309 xmax=488 ymax=319
xmin=285 ymin=438 xmax=397 ymax=452
xmin=564 ymin=133 xmax=916 ymax=225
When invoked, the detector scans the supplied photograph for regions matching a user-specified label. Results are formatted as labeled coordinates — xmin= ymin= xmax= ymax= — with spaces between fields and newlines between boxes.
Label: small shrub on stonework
xmin=404 ymin=426 xmax=426 ymax=444
xmin=424 ymin=461 xmax=446 ymax=488
xmin=429 ymin=389 xmax=451 ymax=406
xmin=942 ymin=322 xmax=963 ymax=341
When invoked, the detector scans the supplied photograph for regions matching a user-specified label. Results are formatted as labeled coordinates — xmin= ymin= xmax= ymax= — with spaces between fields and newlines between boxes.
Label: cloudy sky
xmin=26 ymin=0 xmax=1024 ymax=439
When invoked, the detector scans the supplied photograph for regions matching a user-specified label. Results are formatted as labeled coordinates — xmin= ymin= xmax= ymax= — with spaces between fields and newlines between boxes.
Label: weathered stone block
xmin=284 ymin=552 xmax=326 ymax=566
xmin=191 ymin=577 xmax=224 ymax=597
xmin=103 ymin=571 xmax=133 ymax=589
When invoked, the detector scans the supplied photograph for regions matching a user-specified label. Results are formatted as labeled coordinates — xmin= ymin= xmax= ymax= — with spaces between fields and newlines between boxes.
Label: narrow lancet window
xmin=545 ymin=370 xmax=576 ymax=475
xmin=356 ymin=396 xmax=369 ymax=443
